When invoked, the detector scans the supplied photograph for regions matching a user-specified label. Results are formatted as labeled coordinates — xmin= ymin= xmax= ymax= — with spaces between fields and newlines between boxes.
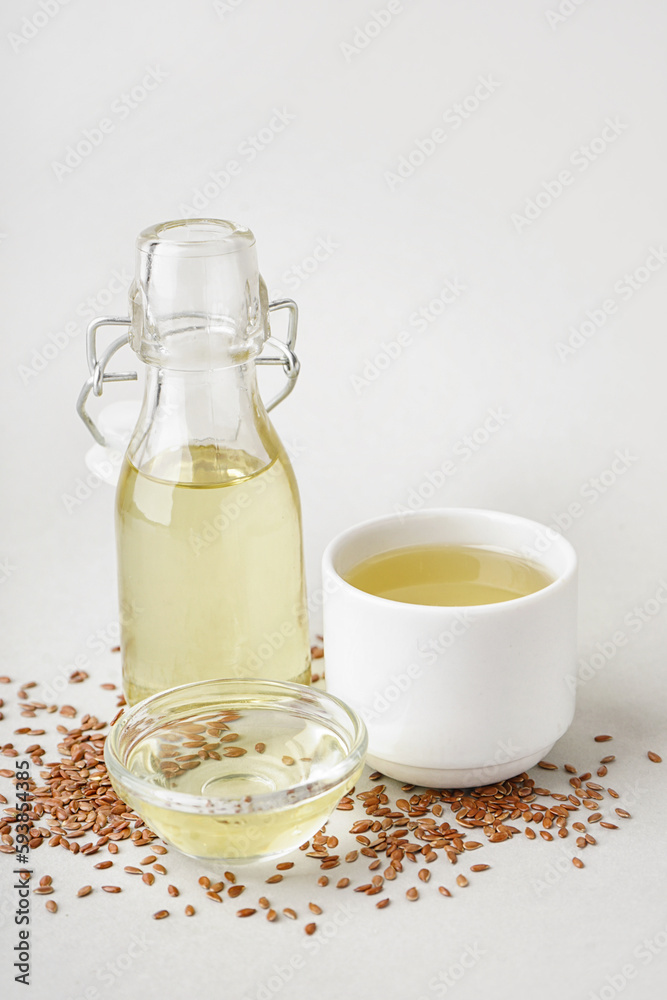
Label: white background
xmin=1 ymin=1 xmax=667 ymax=998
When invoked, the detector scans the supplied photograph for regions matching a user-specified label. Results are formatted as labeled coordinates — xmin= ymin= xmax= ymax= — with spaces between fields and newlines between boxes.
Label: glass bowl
xmin=104 ymin=678 xmax=367 ymax=864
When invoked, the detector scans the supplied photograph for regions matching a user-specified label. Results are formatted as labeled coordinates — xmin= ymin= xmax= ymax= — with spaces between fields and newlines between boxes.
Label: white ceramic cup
xmin=322 ymin=508 xmax=577 ymax=786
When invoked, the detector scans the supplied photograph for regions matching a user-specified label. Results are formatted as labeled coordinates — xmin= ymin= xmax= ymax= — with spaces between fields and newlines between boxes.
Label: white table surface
xmin=1 ymin=1 xmax=666 ymax=998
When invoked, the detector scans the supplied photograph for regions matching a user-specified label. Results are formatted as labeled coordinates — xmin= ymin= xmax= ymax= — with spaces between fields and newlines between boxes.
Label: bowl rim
xmin=104 ymin=678 xmax=368 ymax=815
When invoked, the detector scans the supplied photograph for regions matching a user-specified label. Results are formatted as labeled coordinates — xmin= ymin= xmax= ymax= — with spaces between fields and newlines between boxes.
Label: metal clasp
xmin=257 ymin=298 xmax=301 ymax=411
xmin=76 ymin=299 xmax=301 ymax=446
xmin=76 ymin=317 xmax=136 ymax=447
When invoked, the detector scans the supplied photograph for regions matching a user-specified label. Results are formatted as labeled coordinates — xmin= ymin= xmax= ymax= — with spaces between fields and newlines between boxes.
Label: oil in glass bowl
xmin=105 ymin=680 xmax=367 ymax=864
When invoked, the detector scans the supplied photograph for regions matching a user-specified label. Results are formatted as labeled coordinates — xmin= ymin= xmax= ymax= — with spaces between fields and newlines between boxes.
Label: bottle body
xmin=116 ymin=366 xmax=310 ymax=705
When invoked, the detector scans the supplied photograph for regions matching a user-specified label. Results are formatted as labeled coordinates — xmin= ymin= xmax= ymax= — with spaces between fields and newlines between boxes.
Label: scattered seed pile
xmin=0 ymin=664 xmax=662 ymax=934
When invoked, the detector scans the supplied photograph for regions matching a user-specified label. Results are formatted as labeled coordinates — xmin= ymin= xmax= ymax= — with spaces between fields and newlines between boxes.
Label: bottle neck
xmin=127 ymin=362 xmax=276 ymax=482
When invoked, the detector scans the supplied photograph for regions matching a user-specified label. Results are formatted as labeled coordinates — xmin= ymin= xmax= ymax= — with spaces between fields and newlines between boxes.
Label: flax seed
xmin=276 ymin=862 xmax=294 ymax=870
xmin=237 ymin=908 xmax=256 ymax=918
xmin=438 ymin=886 xmax=451 ymax=897
xmin=648 ymin=751 xmax=662 ymax=763
xmin=45 ymin=900 xmax=57 ymax=913
xmin=267 ymin=909 xmax=277 ymax=921
xmin=305 ymin=923 xmax=316 ymax=935
xmin=153 ymin=910 xmax=169 ymax=919
xmin=406 ymin=887 xmax=419 ymax=900
xmin=594 ymin=735 xmax=613 ymax=742
xmin=336 ymin=878 xmax=350 ymax=888
xmin=228 ymin=885 xmax=245 ymax=898
xmin=77 ymin=886 xmax=92 ymax=897
xmin=185 ymin=905 xmax=195 ymax=916
xmin=102 ymin=886 xmax=121 ymax=893
xmin=142 ymin=873 xmax=155 ymax=886
xmin=168 ymin=885 xmax=179 ymax=897
xmin=470 ymin=865 xmax=490 ymax=872
xmin=266 ymin=874 xmax=283 ymax=884
xmin=572 ymin=857 xmax=584 ymax=869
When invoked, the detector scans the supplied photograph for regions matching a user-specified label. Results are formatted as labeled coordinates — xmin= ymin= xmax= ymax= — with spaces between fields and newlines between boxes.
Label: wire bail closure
xmin=76 ymin=299 xmax=300 ymax=448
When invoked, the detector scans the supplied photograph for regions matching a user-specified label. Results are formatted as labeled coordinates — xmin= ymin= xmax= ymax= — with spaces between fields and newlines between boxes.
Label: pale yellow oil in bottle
xmin=344 ymin=544 xmax=553 ymax=607
xmin=116 ymin=444 xmax=310 ymax=704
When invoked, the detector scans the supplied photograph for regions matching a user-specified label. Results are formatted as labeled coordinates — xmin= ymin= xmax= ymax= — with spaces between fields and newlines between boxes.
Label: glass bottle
xmin=77 ymin=219 xmax=310 ymax=704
